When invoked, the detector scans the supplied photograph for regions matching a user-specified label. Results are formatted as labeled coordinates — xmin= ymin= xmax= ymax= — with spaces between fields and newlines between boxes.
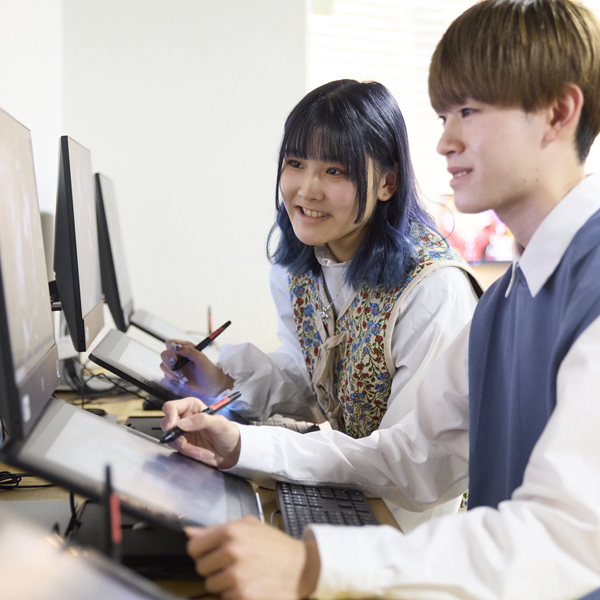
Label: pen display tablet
xmin=90 ymin=329 xmax=187 ymax=402
xmin=9 ymin=398 xmax=258 ymax=529
xmin=0 ymin=508 xmax=176 ymax=600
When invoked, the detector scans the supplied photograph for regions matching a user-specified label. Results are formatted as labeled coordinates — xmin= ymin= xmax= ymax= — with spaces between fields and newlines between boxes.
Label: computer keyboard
xmin=250 ymin=414 xmax=323 ymax=434
xmin=275 ymin=481 xmax=379 ymax=538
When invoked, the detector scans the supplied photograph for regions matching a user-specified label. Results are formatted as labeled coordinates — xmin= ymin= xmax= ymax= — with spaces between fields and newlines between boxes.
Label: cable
xmin=269 ymin=509 xmax=281 ymax=527
xmin=0 ymin=470 xmax=56 ymax=490
xmin=59 ymin=356 xmax=146 ymax=403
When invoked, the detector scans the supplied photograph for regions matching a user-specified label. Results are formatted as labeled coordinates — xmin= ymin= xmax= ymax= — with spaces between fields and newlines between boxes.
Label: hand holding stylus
xmin=160 ymin=396 xmax=242 ymax=470
xmin=160 ymin=339 xmax=234 ymax=398
xmin=159 ymin=391 xmax=241 ymax=444
xmin=171 ymin=320 xmax=231 ymax=371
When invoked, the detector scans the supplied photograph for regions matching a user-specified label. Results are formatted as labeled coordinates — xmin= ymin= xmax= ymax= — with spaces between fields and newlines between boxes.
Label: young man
xmin=162 ymin=1 xmax=600 ymax=598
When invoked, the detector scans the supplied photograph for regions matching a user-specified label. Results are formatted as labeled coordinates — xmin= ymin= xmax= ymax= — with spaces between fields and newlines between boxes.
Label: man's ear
xmin=377 ymin=163 xmax=399 ymax=201
xmin=544 ymin=82 xmax=584 ymax=144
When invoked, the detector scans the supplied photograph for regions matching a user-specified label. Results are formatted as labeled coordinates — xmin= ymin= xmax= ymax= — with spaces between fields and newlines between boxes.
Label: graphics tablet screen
xmin=91 ymin=330 xmax=187 ymax=400
xmin=117 ymin=337 xmax=183 ymax=393
xmin=17 ymin=400 xmax=256 ymax=527
xmin=0 ymin=511 xmax=174 ymax=600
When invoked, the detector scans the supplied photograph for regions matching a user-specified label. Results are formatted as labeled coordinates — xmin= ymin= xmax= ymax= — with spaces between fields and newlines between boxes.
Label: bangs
xmin=429 ymin=0 xmax=600 ymax=118
xmin=429 ymin=4 xmax=538 ymax=113
xmin=282 ymin=104 xmax=368 ymax=182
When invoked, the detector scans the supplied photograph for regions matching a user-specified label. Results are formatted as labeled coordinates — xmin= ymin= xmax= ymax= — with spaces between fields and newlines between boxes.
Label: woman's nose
xmin=298 ymin=172 xmax=324 ymax=201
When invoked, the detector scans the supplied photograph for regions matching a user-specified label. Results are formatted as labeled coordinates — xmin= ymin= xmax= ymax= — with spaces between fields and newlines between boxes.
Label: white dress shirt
xmin=228 ymin=173 xmax=600 ymax=599
xmin=217 ymin=250 xmax=478 ymax=530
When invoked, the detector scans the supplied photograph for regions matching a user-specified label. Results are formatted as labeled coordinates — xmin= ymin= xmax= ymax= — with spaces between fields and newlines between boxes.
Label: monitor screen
xmin=0 ymin=107 xmax=60 ymax=440
xmin=5 ymin=398 xmax=259 ymax=530
xmin=95 ymin=173 xmax=134 ymax=331
xmin=0 ymin=507 xmax=177 ymax=600
xmin=89 ymin=329 xmax=186 ymax=403
xmin=54 ymin=136 xmax=104 ymax=351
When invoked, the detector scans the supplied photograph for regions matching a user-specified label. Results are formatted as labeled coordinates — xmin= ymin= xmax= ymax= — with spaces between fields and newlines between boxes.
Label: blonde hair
xmin=429 ymin=0 xmax=600 ymax=161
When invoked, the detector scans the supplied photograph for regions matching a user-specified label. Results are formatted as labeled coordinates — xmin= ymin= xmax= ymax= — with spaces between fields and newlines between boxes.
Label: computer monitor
xmin=0 ymin=506 xmax=177 ymax=600
xmin=0 ymin=107 xmax=61 ymax=440
xmin=94 ymin=172 xmax=202 ymax=344
xmin=95 ymin=173 xmax=134 ymax=332
xmin=54 ymin=136 xmax=104 ymax=352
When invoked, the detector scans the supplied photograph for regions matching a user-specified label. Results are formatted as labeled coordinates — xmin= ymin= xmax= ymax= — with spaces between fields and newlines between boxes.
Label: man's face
xmin=436 ymin=100 xmax=549 ymax=221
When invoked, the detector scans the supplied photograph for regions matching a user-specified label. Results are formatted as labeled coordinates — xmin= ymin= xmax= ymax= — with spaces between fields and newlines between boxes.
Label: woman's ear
xmin=377 ymin=163 xmax=399 ymax=201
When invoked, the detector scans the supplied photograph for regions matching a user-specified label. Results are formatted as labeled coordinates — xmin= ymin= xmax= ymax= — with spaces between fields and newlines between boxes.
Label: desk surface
xmin=1 ymin=396 xmax=400 ymax=597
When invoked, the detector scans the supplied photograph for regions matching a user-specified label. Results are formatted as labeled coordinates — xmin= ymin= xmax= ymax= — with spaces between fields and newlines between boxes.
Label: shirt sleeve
xmin=309 ymin=314 xmax=600 ymax=600
xmin=216 ymin=264 xmax=323 ymax=422
xmin=229 ymin=321 xmax=471 ymax=509
xmin=381 ymin=265 xmax=479 ymax=427
xmin=380 ymin=266 xmax=477 ymax=530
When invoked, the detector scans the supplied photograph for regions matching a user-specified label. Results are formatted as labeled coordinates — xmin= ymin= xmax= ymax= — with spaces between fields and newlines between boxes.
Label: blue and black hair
xmin=267 ymin=79 xmax=436 ymax=291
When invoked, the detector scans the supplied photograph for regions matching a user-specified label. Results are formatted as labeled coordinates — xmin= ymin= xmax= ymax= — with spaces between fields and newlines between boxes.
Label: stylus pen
xmin=158 ymin=391 xmax=241 ymax=444
xmin=171 ymin=320 xmax=231 ymax=371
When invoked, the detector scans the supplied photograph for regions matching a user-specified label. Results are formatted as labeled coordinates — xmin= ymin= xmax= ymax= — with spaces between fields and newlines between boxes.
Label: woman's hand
xmin=161 ymin=397 xmax=242 ymax=469
xmin=186 ymin=517 xmax=321 ymax=600
xmin=160 ymin=338 xmax=234 ymax=399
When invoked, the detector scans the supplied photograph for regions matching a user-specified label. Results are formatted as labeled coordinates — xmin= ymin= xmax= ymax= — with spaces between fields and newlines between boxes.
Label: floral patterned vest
xmin=289 ymin=226 xmax=480 ymax=439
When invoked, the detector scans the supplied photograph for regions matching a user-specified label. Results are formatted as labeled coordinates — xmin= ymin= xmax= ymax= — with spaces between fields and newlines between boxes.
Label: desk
xmin=1 ymin=396 xmax=400 ymax=597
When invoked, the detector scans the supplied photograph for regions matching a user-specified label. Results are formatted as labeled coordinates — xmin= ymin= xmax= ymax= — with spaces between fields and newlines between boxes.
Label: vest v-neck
xmin=315 ymin=246 xmax=355 ymax=322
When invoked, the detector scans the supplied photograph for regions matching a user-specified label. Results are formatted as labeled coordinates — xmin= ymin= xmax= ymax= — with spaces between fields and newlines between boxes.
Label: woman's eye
xmin=287 ymin=159 xmax=302 ymax=168
xmin=460 ymin=108 xmax=475 ymax=118
xmin=326 ymin=167 xmax=344 ymax=175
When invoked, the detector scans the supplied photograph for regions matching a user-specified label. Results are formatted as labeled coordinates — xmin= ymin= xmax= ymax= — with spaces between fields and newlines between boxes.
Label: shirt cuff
xmin=307 ymin=524 xmax=405 ymax=599
xmin=223 ymin=423 xmax=278 ymax=488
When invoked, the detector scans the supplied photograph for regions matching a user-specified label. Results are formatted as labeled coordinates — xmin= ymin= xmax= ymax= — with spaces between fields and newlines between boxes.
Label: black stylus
xmin=171 ymin=320 xmax=231 ymax=371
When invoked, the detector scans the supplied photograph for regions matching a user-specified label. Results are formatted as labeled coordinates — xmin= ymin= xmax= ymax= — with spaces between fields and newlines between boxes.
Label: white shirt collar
xmin=505 ymin=173 xmax=600 ymax=298
xmin=314 ymin=245 xmax=348 ymax=267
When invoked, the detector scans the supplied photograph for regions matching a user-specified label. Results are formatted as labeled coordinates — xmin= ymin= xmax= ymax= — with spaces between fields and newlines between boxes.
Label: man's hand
xmin=161 ymin=397 xmax=242 ymax=469
xmin=186 ymin=516 xmax=321 ymax=600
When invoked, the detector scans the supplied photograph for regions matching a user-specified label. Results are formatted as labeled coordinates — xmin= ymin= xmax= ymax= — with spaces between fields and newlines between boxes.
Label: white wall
xmin=0 ymin=0 xmax=63 ymax=213
xmin=59 ymin=0 xmax=308 ymax=351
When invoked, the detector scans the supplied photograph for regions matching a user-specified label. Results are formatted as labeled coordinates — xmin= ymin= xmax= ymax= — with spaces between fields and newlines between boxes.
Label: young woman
xmin=160 ymin=79 xmax=480 ymax=530
xmin=160 ymin=78 xmax=480 ymax=441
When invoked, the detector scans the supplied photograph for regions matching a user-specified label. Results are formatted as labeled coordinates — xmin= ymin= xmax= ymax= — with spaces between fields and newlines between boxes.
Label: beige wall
xmin=0 ymin=0 xmax=63 ymax=213
xmin=62 ymin=0 xmax=308 ymax=352
xmin=0 ymin=0 xmax=309 ymax=352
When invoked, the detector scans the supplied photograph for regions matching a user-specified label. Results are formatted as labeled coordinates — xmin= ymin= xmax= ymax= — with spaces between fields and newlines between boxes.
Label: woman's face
xmin=279 ymin=156 xmax=381 ymax=263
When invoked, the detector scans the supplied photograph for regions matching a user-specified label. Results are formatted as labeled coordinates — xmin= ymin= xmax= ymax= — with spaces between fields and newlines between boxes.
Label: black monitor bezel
xmin=0 ymin=261 xmax=21 ymax=439
xmin=95 ymin=173 xmax=134 ymax=332
xmin=0 ymin=110 xmax=61 ymax=441
xmin=54 ymin=136 xmax=104 ymax=352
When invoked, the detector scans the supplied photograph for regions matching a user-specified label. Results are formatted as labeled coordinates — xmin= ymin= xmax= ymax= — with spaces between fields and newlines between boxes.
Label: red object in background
xmin=433 ymin=195 xmax=513 ymax=263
